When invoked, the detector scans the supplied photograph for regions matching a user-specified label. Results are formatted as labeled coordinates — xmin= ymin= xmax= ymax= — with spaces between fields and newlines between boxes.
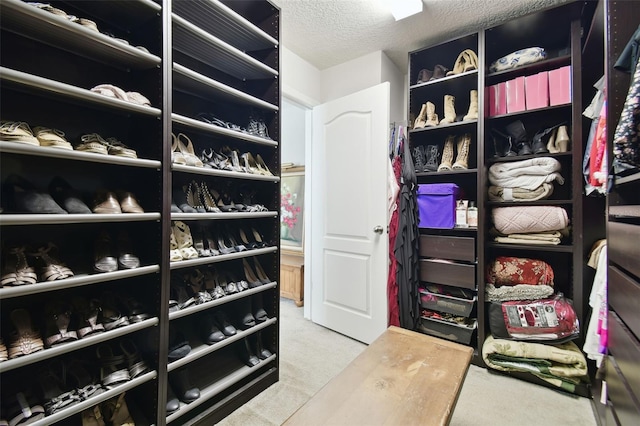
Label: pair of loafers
xmin=93 ymin=190 xmax=144 ymax=214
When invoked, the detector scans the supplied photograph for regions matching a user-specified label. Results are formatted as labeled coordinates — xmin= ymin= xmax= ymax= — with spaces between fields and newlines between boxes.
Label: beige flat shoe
xmin=33 ymin=127 xmax=73 ymax=150
xmin=105 ymin=137 xmax=137 ymax=158
xmin=77 ymin=133 xmax=109 ymax=155
xmin=0 ymin=121 xmax=39 ymax=146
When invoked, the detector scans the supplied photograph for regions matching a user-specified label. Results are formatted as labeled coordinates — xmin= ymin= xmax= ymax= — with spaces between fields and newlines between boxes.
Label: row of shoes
xmin=491 ymin=121 xmax=571 ymax=158
xmin=413 ymin=91 xmax=478 ymax=130
xmin=0 ymin=121 xmax=139 ymax=157
xmin=170 ymin=221 xmax=270 ymax=262
xmin=172 ymin=180 xmax=268 ymax=214
xmin=1 ymin=243 xmax=74 ymax=287
xmin=26 ymin=2 xmax=151 ymax=55
xmin=169 ymin=259 xmax=272 ymax=311
xmin=416 ymin=49 xmax=478 ymax=84
xmin=171 ymin=132 xmax=274 ymax=176
xmin=0 ymin=294 xmax=149 ymax=360
xmin=413 ymin=134 xmax=473 ymax=173
xmin=197 ymin=113 xmax=272 ymax=140
xmin=2 ymin=175 xmax=143 ymax=215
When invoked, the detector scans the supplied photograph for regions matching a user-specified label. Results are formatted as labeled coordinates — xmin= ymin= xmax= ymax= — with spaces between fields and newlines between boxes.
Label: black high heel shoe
xmin=202 ymin=227 xmax=221 ymax=256
xmin=251 ymin=227 xmax=269 ymax=248
xmin=243 ymin=258 xmax=262 ymax=288
xmin=226 ymin=232 xmax=247 ymax=252
xmin=238 ymin=228 xmax=259 ymax=249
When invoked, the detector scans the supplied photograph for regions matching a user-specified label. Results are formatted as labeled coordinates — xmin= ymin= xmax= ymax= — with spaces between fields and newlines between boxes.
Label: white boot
xmin=440 ymin=95 xmax=456 ymax=124
xmin=424 ymin=101 xmax=439 ymax=127
xmin=413 ymin=103 xmax=427 ymax=129
xmin=463 ymin=90 xmax=478 ymax=121
xmin=452 ymin=133 xmax=471 ymax=169
xmin=438 ymin=135 xmax=455 ymax=171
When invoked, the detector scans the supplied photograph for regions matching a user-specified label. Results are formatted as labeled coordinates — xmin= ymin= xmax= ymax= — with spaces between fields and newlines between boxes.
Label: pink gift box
xmin=506 ymin=77 xmax=526 ymax=113
xmin=489 ymin=82 xmax=507 ymax=117
xmin=548 ymin=66 xmax=571 ymax=106
xmin=525 ymin=71 xmax=549 ymax=110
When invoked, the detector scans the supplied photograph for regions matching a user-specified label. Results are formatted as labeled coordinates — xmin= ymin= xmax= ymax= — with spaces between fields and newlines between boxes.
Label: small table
xmin=283 ymin=326 xmax=473 ymax=426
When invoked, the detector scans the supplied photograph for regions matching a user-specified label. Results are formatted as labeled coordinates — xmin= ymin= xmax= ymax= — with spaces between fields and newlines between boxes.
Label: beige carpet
xmin=217 ymin=299 xmax=597 ymax=426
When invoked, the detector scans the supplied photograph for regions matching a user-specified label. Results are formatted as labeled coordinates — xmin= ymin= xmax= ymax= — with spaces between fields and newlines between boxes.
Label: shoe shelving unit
xmin=407 ymin=2 xmax=606 ymax=388
xmin=0 ymin=0 xmax=280 ymax=424
xmin=408 ymin=32 xmax=483 ymax=355
xmin=594 ymin=1 xmax=640 ymax=424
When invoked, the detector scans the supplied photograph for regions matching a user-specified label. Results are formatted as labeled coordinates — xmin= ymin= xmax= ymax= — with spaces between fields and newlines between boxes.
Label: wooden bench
xmin=283 ymin=326 xmax=473 ymax=426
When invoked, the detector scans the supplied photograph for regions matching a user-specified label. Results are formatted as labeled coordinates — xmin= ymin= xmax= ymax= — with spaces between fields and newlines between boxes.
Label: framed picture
xmin=281 ymin=166 xmax=305 ymax=253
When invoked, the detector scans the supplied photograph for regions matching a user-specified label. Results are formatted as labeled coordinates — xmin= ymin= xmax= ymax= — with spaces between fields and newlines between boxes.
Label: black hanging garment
xmin=394 ymin=133 xmax=420 ymax=330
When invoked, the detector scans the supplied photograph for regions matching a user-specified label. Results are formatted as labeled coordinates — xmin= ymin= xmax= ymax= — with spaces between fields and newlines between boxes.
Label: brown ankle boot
xmin=425 ymin=101 xmax=439 ymax=127
xmin=452 ymin=133 xmax=471 ymax=169
xmin=440 ymin=95 xmax=456 ymax=124
xmin=463 ymin=90 xmax=478 ymax=121
xmin=438 ymin=135 xmax=455 ymax=171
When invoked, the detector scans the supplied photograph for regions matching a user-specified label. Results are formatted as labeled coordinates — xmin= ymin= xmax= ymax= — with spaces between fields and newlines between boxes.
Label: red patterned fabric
xmin=486 ymin=256 xmax=554 ymax=287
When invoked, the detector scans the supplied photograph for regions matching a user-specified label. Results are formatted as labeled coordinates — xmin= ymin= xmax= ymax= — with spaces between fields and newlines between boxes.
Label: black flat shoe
xmin=48 ymin=176 xmax=91 ymax=214
xmin=4 ymin=174 xmax=67 ymax=214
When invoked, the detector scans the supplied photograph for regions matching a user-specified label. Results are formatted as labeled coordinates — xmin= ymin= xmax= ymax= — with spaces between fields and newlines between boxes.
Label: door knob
xmin=373 ymin=225 xmax=384 ymax=234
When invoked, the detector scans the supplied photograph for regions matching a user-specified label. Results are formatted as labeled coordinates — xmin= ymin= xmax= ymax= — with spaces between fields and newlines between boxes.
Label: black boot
xmin=239 ymin=337 xmax=260 ymax=367
xmin=254 ymin=331 xmax=273 ymax=360
xmin=505 ymin=120 xmax=532 ymax=156
xmin=252 ymin=294 xmax=268 ymax=323
xmin=532 ymin=122 xmax=565 ymax=154
xmin=412 ymin=145 xmax=426 ymax=172
xmin=423 ymin=145 xmax=439 ymax=171
xmin=169 ymin=368 xmax=200 ymax=403
xmin=490 ymin=128 xmax=517 ymax=157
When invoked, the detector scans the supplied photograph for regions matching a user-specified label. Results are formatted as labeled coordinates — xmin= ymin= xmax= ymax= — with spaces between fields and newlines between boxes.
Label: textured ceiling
xmin=271 ymin=0 xmax=572 ymax=71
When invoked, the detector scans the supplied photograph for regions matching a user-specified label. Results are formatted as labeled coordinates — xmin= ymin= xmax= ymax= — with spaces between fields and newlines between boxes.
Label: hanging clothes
xmin=583 ymin=240 xmax=607 ymax=367
xmin=394 ymin=129 xmax=420 ymax=330
xmin=613 ymin=45 xmax=640 ymax=174
xmin=387 ymin=124 xmax=401 ymax=327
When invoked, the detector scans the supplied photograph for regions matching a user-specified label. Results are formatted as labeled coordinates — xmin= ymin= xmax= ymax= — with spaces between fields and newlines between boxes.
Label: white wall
xmin=281 ymin=97 xmax=306 ymax=165
xmin=282 ymin=46 xmax=322 ymax=107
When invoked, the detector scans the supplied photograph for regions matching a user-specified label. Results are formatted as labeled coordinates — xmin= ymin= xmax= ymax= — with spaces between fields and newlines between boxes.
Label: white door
xmin=310 ymin=82 xmax=390 ymax=344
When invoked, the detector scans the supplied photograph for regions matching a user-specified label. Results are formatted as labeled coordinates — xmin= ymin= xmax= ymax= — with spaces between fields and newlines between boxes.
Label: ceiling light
xmin=387 ymin=0 xmax=423 ymax=21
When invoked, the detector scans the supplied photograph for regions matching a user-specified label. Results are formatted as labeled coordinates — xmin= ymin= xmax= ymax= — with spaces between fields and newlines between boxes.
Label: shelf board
xmin=409 ymin=69 xmax=478 ymax=90
xmin=0 ymin=0 xmax=161 ymax=70
xmin=172 ymin=114 xmax=278 ymax=147
xmin=167 ymin=317 xmax=277 ymax=370
xmin=0 ymin=141 xmax=161 ymax=168
xmin=615 ymin=171 xmax=640 ymax=185
xmin=486 ymin=242 xmax=573 ymax=252
xmin=0 ymin=265 xmax=159 ymax=300
xmin=169 ymin=246 xmax=278 ymax=270
xmin=485 ymin=55 xmax=571 ymax=82
xmin=486 ymin=151 xmax=572 ymax=164
xmin=173 ymin=0 xmax=278 ymax=52
xmin=166 ymin=354 xmax=277 ymax=424
xmin=487 ymin=103 xmax=571 ymax=120
xmin=487 ymin=199 xmax=573 ymax=206
xmin=609 ymin=205 xmax=640 ymax=219
xmin=30 ymin=370 xmax=157 ymax=426
xmin=0 ymin=318 xmax=159 ymax=373
xmin=0 ymin=213 xmax=161 ymax=226
xmin=172 ymin=14 xmax=278 ymax=81
xmin=171 ymin=211 xmax=278 ymax=220
xmin=0 ymin=67 xmax=162 ymax=116
xmin=417 ymin=168 xmax=478 ymax=177
xmin=169 ymin=283 xmax=277 ymax=321
xmin=173 ymin=63 xmax=278 ymax=111
xmin=172 ymin=163 xmax=280 ymax=182
xmin=409 ymin=119 xmax=477 ymax=135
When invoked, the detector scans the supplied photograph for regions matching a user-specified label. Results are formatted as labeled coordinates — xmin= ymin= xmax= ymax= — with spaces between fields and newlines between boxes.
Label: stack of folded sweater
xmin=491 ymin=205 xmax=569 ymax=245
xmin=488 ymin=157 xmax=563 ymax=202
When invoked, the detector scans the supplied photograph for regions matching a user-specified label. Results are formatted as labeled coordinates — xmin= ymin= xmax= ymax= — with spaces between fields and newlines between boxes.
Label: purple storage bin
xmin=417 ymin=183 xmax=459 ymax=229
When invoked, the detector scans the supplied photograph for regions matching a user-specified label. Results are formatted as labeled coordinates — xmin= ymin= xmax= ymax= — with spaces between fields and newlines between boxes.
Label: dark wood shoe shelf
xmin=0 ymin=0 xmax=280 ymax=424
xmin=407 ymin=1 xmax=608 ymax=398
